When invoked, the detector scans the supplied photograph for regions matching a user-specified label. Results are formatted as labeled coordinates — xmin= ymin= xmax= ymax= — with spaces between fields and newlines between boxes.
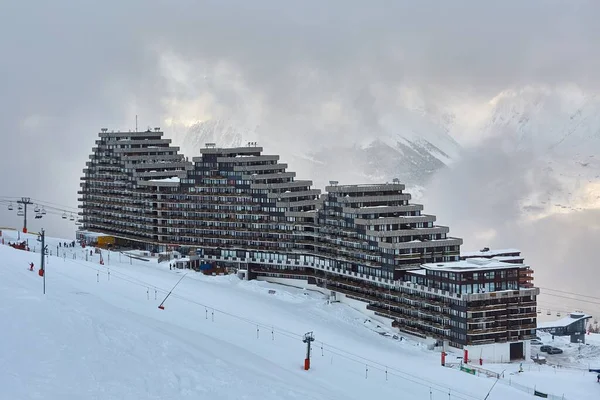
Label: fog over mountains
xmin=2 ymin=1 xmax=599 ymax=313
xmin=175 ymin=84 xmax=600 ymax=223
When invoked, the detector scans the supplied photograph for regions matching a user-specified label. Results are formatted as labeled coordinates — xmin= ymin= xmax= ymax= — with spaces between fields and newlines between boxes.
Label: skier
xmin=597 ymin=373 xmax=600 ymax=383
xmin=169 ymin=263 xmax=172 ymax=270
xmin=29 ymin=262 xmax=34 ymax=271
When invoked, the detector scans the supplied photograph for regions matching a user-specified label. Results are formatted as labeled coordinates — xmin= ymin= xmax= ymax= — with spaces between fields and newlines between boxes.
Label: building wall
xmin=80 ymin=135 xmax=538 ymax=360
xmin=464 ymin=340 xmax=531 ymax=364
xmin=464 ymin=342 xmax=511 ymax=364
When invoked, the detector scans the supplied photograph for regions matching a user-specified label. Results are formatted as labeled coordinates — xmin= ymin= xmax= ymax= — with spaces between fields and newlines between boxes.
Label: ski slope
xmin=0 ymin=230 xmax=597 ymax=399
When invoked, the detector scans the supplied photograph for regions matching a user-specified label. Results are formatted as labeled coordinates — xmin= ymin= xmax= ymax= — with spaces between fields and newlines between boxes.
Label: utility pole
xmin=303 ymin=331 xmax=315 ymax=370
xmin=17 ymin=197 xmax=33 ymax=233
xmin=40 ymin=229 xmax=47 ymax=294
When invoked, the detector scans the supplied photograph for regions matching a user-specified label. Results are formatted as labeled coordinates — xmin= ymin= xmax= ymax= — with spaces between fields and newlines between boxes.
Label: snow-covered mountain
xmin=478 ymin=86 xmax=600 ymax=218
xmin=177 ymin=112 xmax=462 ymax=193
xmin=173 ymin=84 xmax=600 ymax=217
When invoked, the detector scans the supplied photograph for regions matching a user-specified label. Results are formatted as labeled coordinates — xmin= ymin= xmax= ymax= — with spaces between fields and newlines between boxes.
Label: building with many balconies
xmin=78 ymin=129 xmax=539 ymax=362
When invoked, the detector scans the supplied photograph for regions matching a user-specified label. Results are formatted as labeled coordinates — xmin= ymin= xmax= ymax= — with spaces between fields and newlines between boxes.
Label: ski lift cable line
xmin=55 ymin=258 xmax=480 ymax=398
xmin=539 ymin=292 xmax=600 ymax=306
xmin=537 ymin=302 xmax=595 ymax=316
xmin=539 ymin=286 xmax=600 ymax=302
xmin=0 ymin=197 xmax=79 ymax=213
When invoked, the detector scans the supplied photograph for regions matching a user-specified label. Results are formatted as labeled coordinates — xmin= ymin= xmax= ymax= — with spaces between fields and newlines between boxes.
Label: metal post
xmin=17 ymin=197 xmax=33 ymax=233
xmin=303 ymin=332 xmax=315 ymax=370
xmin=41 ymin=229 xmax=46 ymax=294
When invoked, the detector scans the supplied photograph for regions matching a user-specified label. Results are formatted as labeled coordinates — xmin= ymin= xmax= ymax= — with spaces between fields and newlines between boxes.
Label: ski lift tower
xmin=302 ymin=331 xmax=315 ymax=370
xmin=16 ymin=197 xmax=33 ymax=233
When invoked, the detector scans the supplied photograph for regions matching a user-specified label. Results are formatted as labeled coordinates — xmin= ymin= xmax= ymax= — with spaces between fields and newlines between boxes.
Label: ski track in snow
xmin=1 ymin=230 xmax=598 ymax=400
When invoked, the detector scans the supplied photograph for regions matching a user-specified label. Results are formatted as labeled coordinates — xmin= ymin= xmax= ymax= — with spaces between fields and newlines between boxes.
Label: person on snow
xmin=29 ymin=262 xmax=34 ymax=271
xmin=597 ymin=373 xmax=600 ymax=383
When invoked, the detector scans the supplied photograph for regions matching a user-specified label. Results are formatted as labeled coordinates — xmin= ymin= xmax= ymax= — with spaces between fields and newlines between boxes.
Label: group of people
xmin=58 ymin=241 xmax=76 ymax=248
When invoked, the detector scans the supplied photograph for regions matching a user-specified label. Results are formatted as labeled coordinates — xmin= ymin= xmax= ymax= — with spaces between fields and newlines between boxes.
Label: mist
xmin=423 ymin=135 xmax=600 ymax=319
xmin=1 ymin=1 xmax=599 ymax=310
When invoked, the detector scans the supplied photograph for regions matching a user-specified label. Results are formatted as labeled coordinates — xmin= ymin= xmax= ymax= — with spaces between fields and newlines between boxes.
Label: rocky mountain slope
xmin=178 ymin=113 xmax=462 ymax=192
xmin=175 ymin=85 xmax=600 ymax=217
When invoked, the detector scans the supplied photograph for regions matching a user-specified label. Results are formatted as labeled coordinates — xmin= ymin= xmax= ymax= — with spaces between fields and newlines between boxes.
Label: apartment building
xmin=78 ymin=128 xmax=192 ymax=243
xmin=79 ymin=130 xmax=538 ymax=362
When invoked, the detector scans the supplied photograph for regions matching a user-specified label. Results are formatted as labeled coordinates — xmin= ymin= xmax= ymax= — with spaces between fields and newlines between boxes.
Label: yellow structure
xmin=97 ymin=236 xmax=115 ymax=248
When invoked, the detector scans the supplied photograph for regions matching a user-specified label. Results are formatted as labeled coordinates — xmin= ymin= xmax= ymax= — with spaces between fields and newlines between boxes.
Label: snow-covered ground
xmin=1 ymin=229 xmax=598 ymax=400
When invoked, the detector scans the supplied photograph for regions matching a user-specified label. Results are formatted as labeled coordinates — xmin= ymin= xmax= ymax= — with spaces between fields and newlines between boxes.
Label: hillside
xmin=1 ymin=230 xmax=596 ymax=399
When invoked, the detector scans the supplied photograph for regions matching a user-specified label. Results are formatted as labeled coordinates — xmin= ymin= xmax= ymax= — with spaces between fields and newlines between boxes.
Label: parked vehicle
xmin=531 ymin=339 xmax=543 ymax=345
xmin=540 ymin=345 xmax=552 ymax=353
xmin=547 ymin=347 xmax=563 ymax=354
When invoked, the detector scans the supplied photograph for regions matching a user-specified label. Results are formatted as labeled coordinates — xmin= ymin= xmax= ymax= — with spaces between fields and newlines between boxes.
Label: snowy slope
xmin=1 ymin=230 xmax=597 ymax=399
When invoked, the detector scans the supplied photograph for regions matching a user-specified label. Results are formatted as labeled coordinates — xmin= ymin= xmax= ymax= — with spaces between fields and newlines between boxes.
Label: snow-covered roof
xmin=407 ymin=269 xmax=426 ymax=276
xmin=421 ymin=257 xmax=523 ymax=272
xmin=537 ymin=313 xmax=592 ymax=329
xmin=149 ymin=177 xmax=181 ymax=183
xmin=77 ymin=230 xmax=110 ymax=238
xmin=461 ymin=248 xmax=521 ymax=258
xmin=492 ymin=256 xmax=525 ymax=262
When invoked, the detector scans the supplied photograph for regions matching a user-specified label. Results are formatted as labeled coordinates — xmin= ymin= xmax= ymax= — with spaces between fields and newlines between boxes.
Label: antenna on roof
xmin=101 ymin=128 xmax=108 ymax=133
xmin=154 ymin=127 xmax=160 ymax=132
xmin=393 ymin=178 xmax=399 ymax=184
xmin=205 ymin=142 xmax=216 ymax=149
xmin=329 ymin=180 xmax=338 ymax=186
xmin=135 ymin=115 xmax=138 ymax=132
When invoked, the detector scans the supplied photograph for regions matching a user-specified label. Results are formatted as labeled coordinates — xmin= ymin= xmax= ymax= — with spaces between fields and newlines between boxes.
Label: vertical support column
xmin=303 ymin=331 xmax=315 ymax=370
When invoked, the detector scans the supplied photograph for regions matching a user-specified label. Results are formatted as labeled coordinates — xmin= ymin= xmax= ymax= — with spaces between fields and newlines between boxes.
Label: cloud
xmin=422 ymin=132 xmax=600 ymax=317
xmin=1 ymin=0 xmax=600 ymax=307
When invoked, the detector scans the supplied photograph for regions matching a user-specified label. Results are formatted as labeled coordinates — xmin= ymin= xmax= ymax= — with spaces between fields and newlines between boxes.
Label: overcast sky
xmin=1 ymin=1 xmax=599 ymax=307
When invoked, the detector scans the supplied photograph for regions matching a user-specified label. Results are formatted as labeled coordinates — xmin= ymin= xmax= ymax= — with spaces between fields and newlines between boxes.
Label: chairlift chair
xmin=18 ymin=204 xmax=23 ymax=211
xmin=537 ymin=309 xmax=541 ymax=314
xmin=34 ymin=205 xmax=40 ymax=213
xmin=69 ymin=214 xmax=75 ymax=221
xmin=41 ymin=208 xmax=46 ymax=215
xmin=557 ymin=312 xmax=562 ymax=317
xmin=62 ymin=213 xmax=67 ymax=219
xmin=8 ymin=203 xmax=13 ymax=211
xmin=546 ymin=310 xmax=551 ymax=315
xmin=17 ymin=210 xmax=24 ymax=216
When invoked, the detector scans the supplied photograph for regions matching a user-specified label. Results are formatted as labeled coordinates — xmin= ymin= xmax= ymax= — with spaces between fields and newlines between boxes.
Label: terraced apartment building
xmin=79 ymin=128 xmax=538 ymax=361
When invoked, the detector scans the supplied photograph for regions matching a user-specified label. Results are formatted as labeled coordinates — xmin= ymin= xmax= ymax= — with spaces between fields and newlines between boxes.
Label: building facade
xmin=79 ymin=129 xmax=539 ymax=361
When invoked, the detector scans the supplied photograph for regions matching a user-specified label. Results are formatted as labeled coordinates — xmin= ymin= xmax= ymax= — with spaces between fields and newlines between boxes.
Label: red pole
xmin=441 ymin=352 xmax=446 ymax=366
xmin=464 ymin=349 xmax=469 ymax=364
xmin=304 ymin=358 xmax=310 ymax=370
